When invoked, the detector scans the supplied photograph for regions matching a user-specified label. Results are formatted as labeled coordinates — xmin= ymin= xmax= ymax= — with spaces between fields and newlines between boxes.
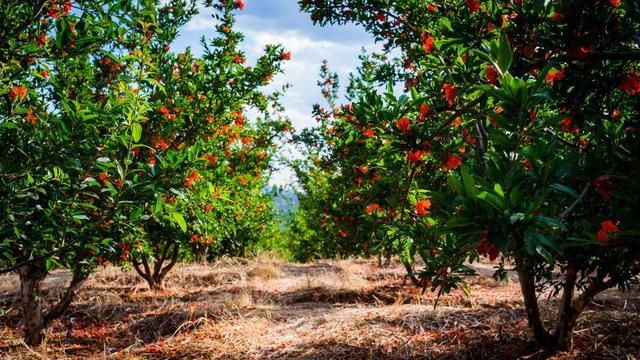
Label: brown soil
xmin=0 ymin=257 xmax=638 ymax=359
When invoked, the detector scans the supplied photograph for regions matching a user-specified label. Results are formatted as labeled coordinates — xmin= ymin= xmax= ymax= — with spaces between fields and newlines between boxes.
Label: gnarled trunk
xmin=192 ymin=243 xmax=209 ymax=264
xmin=515 ymin=257 xmax=614 ymax=352
xmin=19 ymin=264 xmax=47 ymax=346
xmin=553 ymin=270 xmax=613 ymax=350
xmin=132 ymin=242 xmax=179 ymax=290
xmin=18 ymin=263 xmax=87 ymax=346
xmin=515 ymin=257 xmax=551 ymax=346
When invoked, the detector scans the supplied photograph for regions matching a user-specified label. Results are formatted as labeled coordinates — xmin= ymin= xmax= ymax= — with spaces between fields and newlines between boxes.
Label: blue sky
xmin=170 ymin=0 xmax=380 ymax=186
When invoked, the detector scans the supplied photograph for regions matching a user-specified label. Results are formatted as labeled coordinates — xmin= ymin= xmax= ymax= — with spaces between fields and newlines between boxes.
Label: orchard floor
xmin=0 ymin=258 xmax=638 ymax=360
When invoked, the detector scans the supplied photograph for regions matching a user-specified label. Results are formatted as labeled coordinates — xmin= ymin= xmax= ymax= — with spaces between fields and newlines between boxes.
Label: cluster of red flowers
xmin=396 ymin=117 xmax=411 ymax=132
xmin=159 ymin=105 xmax=176 ymax=120
xmin=466 ymin=0 xmax=481 ymax=12
xmin=417 ymin=102 xmax=431 ymax=121
xmin=232 ymin=110 xmax=244 ymax=126
xmin=118 ymin=242 xmax=130 ymax=260
xmin=415 ymin=199 xmax=431 ymax=217
xmin=559 ymin=117 xmax=579 ymax=134
xmin=47 ymin=0 xmax=72 ymax=18
xmin=619 ymin=72 xmax=640 ymax=95
xmin=191 ymin=234 xmax=215 ymax=244
xmin=592 ymin=177 xmax=612 ymax=200
xmin=442 ymin=154 xmax=463 ymax=172
xmin=184 ymin=171 xmax=201 ymax=186
xmin=442 ymin=83 xmax=457 ymax=104
xmin=421 ymin=33 xmax=435 ymax=53
xmin=476 ymin=231 xmax=500 ymax=261
xmin=365 ymin=203 xmax=381 ymax=215
xmin=9 ymin=86 xmax=27 ymax=101
xmin=407 ymin=150 xmax=425 ymax=164
xmin=485 ymin=65 xmax=499 ymax=84
xmin=203 ymin=154 xmax=218 ymax=164
xmin=597 ymin=220 xmax=620 ymax=246
xmin=362 ymin=128 xmax=375 ymax=138
xmin=546 ymin=69 xmax=565 ymax=85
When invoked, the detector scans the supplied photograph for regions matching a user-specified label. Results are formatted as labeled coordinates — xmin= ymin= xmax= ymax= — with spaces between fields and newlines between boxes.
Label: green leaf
xmin=550 ymin=183 xmax=579 ymax=198
xmin=445 ymin=216 xmax=475 ymax=228
xmin=496 ymin=36 xmax=512 ymax=73
xmin=153 ymin=195 xmax=163 ymax=214
xmin=132 ymin=123 xmax=142 ymax=143
xmin=172 ymin=212 xmax=187 ymax=232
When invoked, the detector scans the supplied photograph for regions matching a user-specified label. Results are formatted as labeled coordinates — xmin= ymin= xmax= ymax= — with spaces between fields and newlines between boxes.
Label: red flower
xmin=373 ymin=13 xmax=386 ymax=22
xmin=63 ymin=0 xmax=72 ymax=14
xmin=149 ymin=157 xmax=156 ymax=166
xmin=551 ymin=12 xmax=565 ymax=23
xmin=592 ymin=177 xmax=612 ymax=200
xmin=396 ymin=117 xmax=411 ymax=132
xmin=204 ymin=204 xmax=213 ymax=212
xmin=619 ymin=72 xmax=640 ymax=95
xmin=159 ymin=105 xmax=171 ymax=118
xmin=9 ymin=86 xmax=27 ymax=101
xmin=365 ymin=203 xmax=381 ymax=214
xmin=609 ymin=0 xmax=621 ymax=8
xmin=443 ymin=154 xmax=463 ymax=172
xmin=422 ymin=36 xmax=435 ymax=52
xmin=235 ymin=0 xmax=244 ymax=11
xmin=467 ymin=0 xmax=481 ymax=13
xmin=546 ymin=69 xmax=565 ymax=85
xmin=485 ymin=65 xmax=499 ymax=84
xmin=611 ymin=109 xmax=621 ymax=119
xmin=184 ymin=171 xmax=200 ymax=186
xmin=282 ymin=51 xmax=291 ymax=60
xmin=416 ymin=199 xmax=431 ymax=217
xmin=442 ymin=83 xmax=457 ymax=104
xmin=560 ymin=117 xmax=579 ymax=134
xmin=407 ymin=150 xmax=425 ymax=164
xmin=204 ymin=154 xmax=217 ymax=164
xmin=357 ymin=165 xmax=368 ymax=174
xmin=418 ymin=103 xmax=431 ymax=121
xmin=233 ymin=110 xmax=244 ymax=126
xmin=476 ymin=233 xmax=500 ymax=261
xmin=597 ymin=220 xmax=620 ymax=246
xmin=362 ymin=128 xmax=375 ymax=138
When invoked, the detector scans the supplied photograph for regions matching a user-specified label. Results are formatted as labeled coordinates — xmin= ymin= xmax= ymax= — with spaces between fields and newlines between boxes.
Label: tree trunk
xmin=515 ymin=257 xmax=551 ymax=346
xmin=402 ymin=260 xmax=420 ymax=286
xmin=19 ymin=264 xmax=47 ymax=346
xmin=384 ymin=252 xmax=392 ymax=267
xmin=552 ymin=271 xmax=613 ymax=351
xmin=147 ymin=275 xmax=165 ymax=291
xmin=193 ymin=244 xmax=209 ymax=264
xmin=553 ymin=271 xmax=578 ymax=350
xmin=132 ymin=242 xmax=180 ymax=291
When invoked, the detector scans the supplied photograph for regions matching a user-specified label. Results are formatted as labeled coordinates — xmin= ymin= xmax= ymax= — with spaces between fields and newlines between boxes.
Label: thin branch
xmin=558 ymin=183 xmax=591 ymax=220
xmin=44 ymin=271 xmax=87 ymax=325
xmin=427 ymin=97 xmax=484 ymax=142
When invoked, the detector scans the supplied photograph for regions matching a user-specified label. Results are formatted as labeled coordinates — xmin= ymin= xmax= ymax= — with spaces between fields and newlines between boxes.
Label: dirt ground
xmin=0 ymin=257 xmax=638 ymax=359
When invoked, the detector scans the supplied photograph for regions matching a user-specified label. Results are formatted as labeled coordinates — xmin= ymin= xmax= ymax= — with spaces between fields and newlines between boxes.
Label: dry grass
xmin=0 ymin=257 xmax=638 ymax=359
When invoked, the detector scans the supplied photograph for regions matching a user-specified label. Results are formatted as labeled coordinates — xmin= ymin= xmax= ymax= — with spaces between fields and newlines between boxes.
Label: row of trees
xmin=291 ymin=0 xmax=640 ymax=352
xmin=0 ymin=0 xmax=289 ymax=345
